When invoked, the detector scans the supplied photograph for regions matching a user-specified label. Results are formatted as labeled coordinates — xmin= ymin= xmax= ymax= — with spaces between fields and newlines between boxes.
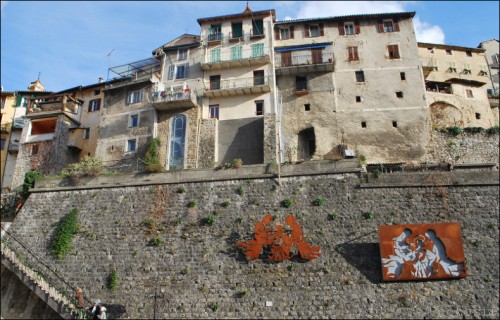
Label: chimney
xmin=98 ymin=77 xmax=104 ymax=83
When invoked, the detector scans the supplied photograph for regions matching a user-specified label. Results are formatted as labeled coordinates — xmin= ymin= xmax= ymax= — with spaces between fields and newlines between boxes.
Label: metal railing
xmin=1 ymin=225 xmax=94 ymax=318
xmin=203 ymin=29 xmax=266 ymax=44
xmin=151 ymin=90 xmax=197 ymax=103
xmin=275 ymin=52 xmax=334 ymax=68
xmin=205 ymin=45 xmax=269 ymax=64
xmin=204 ymin=75 xmax=271 ymax=91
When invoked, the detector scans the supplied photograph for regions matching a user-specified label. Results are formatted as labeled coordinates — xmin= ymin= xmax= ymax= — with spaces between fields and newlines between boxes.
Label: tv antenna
xmin=106 ymin=48 xmax=115 ymax=68
xmin=37 ymin=72 xmax=41 ymax=80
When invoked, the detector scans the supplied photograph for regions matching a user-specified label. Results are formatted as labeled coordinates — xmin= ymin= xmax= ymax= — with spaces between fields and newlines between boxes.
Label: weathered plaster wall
xmin=5 ymin=171 xmax=499 ymax=319
xmin=198 ymin=118 xmax=217 ymax=168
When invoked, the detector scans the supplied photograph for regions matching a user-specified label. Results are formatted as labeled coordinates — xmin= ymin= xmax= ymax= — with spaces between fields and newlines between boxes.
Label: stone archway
xmin=430 ymin=101 xmax=463 ymax=128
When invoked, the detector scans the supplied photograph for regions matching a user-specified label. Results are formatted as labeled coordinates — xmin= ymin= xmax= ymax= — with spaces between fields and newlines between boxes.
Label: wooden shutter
xmin=319 ymin=23 xmax=324 ymax=36
xmin=312 ymin=49 xmax=322 ymax=64
xmin=304 ymin=24 xmax=310 ymax=37
xmin=354 ymin=21 xmax=360 ymax=34
xmin=354 ymin=47 xmax=359 ymax=61
xmin=377 ymin=20 xmax=384 ymax=32
xmin=88 ymin=100 xmax=92 ymax=112
xmin=290 ymin=26 xmax=294 ymax=38
xmin=393 ymin=18 xmax=400 ymax=32
xmin=347 ymin=47 xmax=353 ymax=61
xmin=281 ymin=51 xmax=292 ymax=67
xmin=338 ymin=22 xmax=345 ymax=35
xmin=394 ymin=45 xmax=400 ymax=59
xmin=275 ymin=28 xmax=280 ymax=40
xmin=96 ymin=99 xmax=101 ymax=111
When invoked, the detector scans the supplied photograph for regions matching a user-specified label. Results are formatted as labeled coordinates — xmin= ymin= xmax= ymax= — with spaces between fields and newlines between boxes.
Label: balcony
xmin=422 ymin=58 xmax=438 ymax=77
xmin=204 ymin=29 xmax=266 ymax=46
xmin=201 ymin=46 xmax=270 ymax=71
xmin=203 ymin=75 xmax=271 ymax=98
xmin=26 ymin=94 xmax=82 ymax=119
xmin=151 ymin=90 xmax=199 ymax=111
xmin=275 ymin=52 xmax=334 ymax=75
xmin=8 ymin=141 xmax=19 ymax=154
xmin=12 ymin=119 xmax=25 ymax=131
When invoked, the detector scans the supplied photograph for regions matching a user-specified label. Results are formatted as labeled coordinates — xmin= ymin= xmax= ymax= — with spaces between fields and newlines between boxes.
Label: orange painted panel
xmin=378 ymin=222 xmax=467 ymax=281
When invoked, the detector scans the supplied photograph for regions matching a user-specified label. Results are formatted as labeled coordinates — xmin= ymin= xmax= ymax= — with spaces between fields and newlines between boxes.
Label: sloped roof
xmin=197 ymin=9 xmax=276 ymax=25
xmin=418 ymin=42 xmax=485 ymax=53
xmin=275 ymin=11 xmax=415 ymax=25
xmin=152 ymin=34 xmax=200 ymax=55
xmin=55 ymin=78 xmax=129 ymax=94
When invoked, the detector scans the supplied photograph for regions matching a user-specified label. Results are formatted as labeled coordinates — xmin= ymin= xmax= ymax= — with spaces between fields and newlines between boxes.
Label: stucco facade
xmin=418 ymin=42 xmax=498 ymax=128
xmin=478 ymin=39 xmax=499 ymax=96
xmin=1 ymin=92 xmax=16 ymax=188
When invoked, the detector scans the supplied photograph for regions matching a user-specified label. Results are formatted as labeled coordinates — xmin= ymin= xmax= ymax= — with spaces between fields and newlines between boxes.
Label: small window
xmin=347 ymin=46 xmax=359 ymax=61
xmin=209 ymin=105 xmax=219 ymax=119
xmin=253 ymin=70 xmax=265 ymax=86
xmin=396 ymin=91 xmax=403 ymax=98
xmin=31 ymin=144 xmax=39 ymax=155
xmin=446 ymin=49 xmax=452 ymax=55
xmin=309 ymin=25 xmax=320 ymax=37
xmin=400 ymin=72 xmax=406 ymax=80
xmin=83 ymin=128 xmax=90 ymax=140
xmin=168 ymin=65 xmax=175 ymax=80
xmin=361 ymin=121 xmax=367 ymax=128
xmin=88 ymin=99 xmax=100 ymax=112
xmin=255 ymin=100 xmax=264 ymax=116
xmin=387 ymin=44 xmax=400 ymax=59
xmin=127 ymin=90 xmax=143 ymax=104
xmin=355 ymin=71 xmax=365 ymax=82
xmin=383 ymin=20 xmax=394 ymax=32
xmin=176 ymin=63 xmax=189 ymax=79
xmin=296 ymin=76 xmax=307 ymax=91
xmin=466 ymin=51 xmax=472 ymax=57
xmin=129 ymin=114 xmax=139 ymax=128
xmin=475 ymin=113 xmax=481 ymax=120
xmin=0 ymin=138 xmax=5 ymax=150
xmin=280 ymin=27 xmax=290 ymax=40
xmin=392 ymin=121 xmax=398 ymax=128
xmin=356 ymin=96 xmax=362 ymax=103
xmin=127 ymin=139 xmax=137 ymax=152
xmin=344 ymin=22 xmax=355 ymax=35
xmin=93 ymin=89 xmax=101 ymax=96
xmin=304 ymin=103 xmax=311 ymax=111
xmin=427 ymin=48 xmax=434 ymax=54
xmin=178 ymin=49 xmax=188 ymax=61
xmin=466 ymin=89 xmax=474 ymax=98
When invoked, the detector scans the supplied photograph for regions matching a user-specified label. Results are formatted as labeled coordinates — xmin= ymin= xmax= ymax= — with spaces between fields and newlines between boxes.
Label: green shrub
xmin=144 ymin=138 xmax=163 ymax=173
xmin=180 ymin=267 xmax=189 ymax=275
xmin=107 ymin=271 xmax=119 ymax=291
xmin=232 ymin=158 xmax=243 ymax=168
xmin=328 ymin=212 xmax=338 ymax=220
xmin=150 ymin=236 xmax=164 ymax=246
xmin=21 ymin=170 xmax=42 ymax=198
xmin=486 ymin=125 xmax=499 ymax=135
xmin=187 ymin=200 xmax=197 ymax=208
xmin=446 ymin=126 xmax=462 ymax=137
xmin=364 ymin=211 xmax=374 ymax=219
xmin=62 ymin=156 xmax=104 ymax=178
xmin=141 ymin=218 xmax=155 ymax=229
xmin=177 ymin=187 xmax=186 ymax=194
xmin=145 ymin=163 xmax=164 ymax=173
xmin=359 ymin=154 xmax=366 ymax=164
xmin=221 ymin=200 xmax=231 ymax=208
xmin=281 ymin=198 xmax=292 ymax=208
xmin=202 ymin=214 xmax=215 ymax=226
xmin=373 ymin=169 xmax=382 ymax=178
xmin=464 ymin=127 xmax=484 ymax=134
xmin=313 ymin=197 xmax=326 ymax=206
xmin=50 ymin=208 xmax=79 ymax=259
xmin=209 ymin=302 xmax=220 ymax=312
xmin=237 ymin=186 xmax=245 ymax=196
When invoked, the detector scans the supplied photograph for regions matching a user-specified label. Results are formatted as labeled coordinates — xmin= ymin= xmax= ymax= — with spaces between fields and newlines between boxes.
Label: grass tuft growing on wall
xmin=50 ymin=208 xmax=79 ymax=259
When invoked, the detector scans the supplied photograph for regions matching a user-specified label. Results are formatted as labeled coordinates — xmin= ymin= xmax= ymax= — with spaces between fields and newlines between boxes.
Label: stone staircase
xmin=1 ymin=223 xmax=79 ymax=319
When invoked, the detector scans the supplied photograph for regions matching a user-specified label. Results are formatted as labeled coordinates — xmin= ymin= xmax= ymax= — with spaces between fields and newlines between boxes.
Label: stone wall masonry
xmin=198 ymin=119 xmax=217 ymax=169
xmin=5 ymin=170 xmax=499 ymax=319
xmin=263 ymin=113 xmax=277 ymax=165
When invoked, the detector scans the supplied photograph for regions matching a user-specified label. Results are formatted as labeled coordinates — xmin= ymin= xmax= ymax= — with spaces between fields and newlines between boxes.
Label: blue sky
xmin=1 ymin=1 xmax=498 ymax=92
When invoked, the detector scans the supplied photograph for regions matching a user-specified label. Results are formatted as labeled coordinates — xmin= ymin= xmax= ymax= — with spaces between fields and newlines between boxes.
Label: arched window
xmin=169 ymin=114 xmax=186 ymax=169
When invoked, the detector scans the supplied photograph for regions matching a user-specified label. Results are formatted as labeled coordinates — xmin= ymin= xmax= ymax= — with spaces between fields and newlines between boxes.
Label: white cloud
xmin=413 ymin=16 xmax=445 ymax=44
xmin=293 ymin=1 xmax=405 ymax=18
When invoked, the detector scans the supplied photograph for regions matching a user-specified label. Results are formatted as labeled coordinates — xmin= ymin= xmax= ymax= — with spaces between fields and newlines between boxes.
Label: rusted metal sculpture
xmin=236 ymin=214 xmax=320 ymax=262
xmin=378 ymin=222 xmax=467 ymax=281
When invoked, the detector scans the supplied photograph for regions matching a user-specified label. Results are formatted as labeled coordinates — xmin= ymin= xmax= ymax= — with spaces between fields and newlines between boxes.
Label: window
xmin=88 ymin=99 xmax=100 ymax=112
xmin=253 ymin=70 xmax=265 ymax=86
xmin=178 ymin=49 xmax=188 ymax=61
xmin=344 ymin=22 xmax=355 ymax=35
xmin=494 ymin=54 xmax=500 ymax=64
xmin=251 ymin=19 xmax=264 ymax=36
xmin=0 ymin=138 xmax=5 ymax=150
xmin=466 ymin=51 xmax=472 ymax=57
xmin=383 ymin=20 xmax=394 ymax=32
xmin=400 ymin=72 xmax=406 ymax=80
xmin=387 ymin=44 xmax=400 ymax=59
xmin=208 ymin=24 xmax=222 ymax=41
xmin=280 ymin=27 xmax=290 ymax=40
xmin=427 ymin=48 xmax=434 ymax=54
xmin=210 ymin=48 xmax=221 ymax=63
xmin=231 ymin=22 xmax=243 ymax=38
xmin=231 ymin=45 xmax=242 ymax=60
xmin=304 ymin=103 xmax=311 ymax=111
xmin=347 ymin=46 xmax=359 ymax=61
xmin=448 ymin=62 xmax=457 ymax=73
xmin=466 ymin=89 xmax=473 ymax=98
xmin=168 ymin=65 xmax=175 ymax=80
xmin=31 ymin=144 xmax=39 ymax=155
xmin=475 ymin=113 xmax=481 ymax=120
xmin=210 ymin=75 xmax=221 ymax=90
xmin=251 ymin=43 xmax=264 ymax=58
xmin=255 ymin=100 xmax=264 ymax=116
xmin=361 ymin=121 xmax=367 ymax=128
xmin=129 ymin=114 xmax=139 ymax=128
xmin=309 ymin=25 xmax=320 ymax=37
xmin=93 ymin=89 xmax=101 ymax=96
xmin=127 ymin=90 xmax=143 ymax=104
xmin=355 ymin=71 xmax=365 ymax=82
xmin=127 ymin=139 xmax=137 ymax=152
xmin=1 ymin=97 xmax=5 ymax=109
xmin=356 ymin=96 xmax=362 ymax=103
xmin=446 ymin=49 xmax=452 ymax=55
xmin=296 ymin=76 xmax=307 ymax=91
xmin=176 ymin=63 xmax=189 ymax=79
xmin=392 ymin=121 xmax=398 ymax=128
xmin=396 ymin=91 xmax=403 ymax=98
xmin=479 ymin=65 xmax=488 ymax=76
xmin=462 ymin=63 xmax=471 ymax=74
xmin=83 ymin=128 xmax=90 ymax=140
xmin=169 ymin=115 xmax=186 ymax=169
xmin=209 ymin=105 xmax=219 ymax=119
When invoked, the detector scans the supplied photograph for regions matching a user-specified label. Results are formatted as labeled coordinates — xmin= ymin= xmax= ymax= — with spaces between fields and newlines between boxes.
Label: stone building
xmin=274 ymin=12 xmax=429 ymax=164
xmin=1 ymin=91 xmax=16 ymax=188
xmin=478 ymin=39 xmax=500 ymax=96
xmin=418 ymin=42 xmax=498 ymax=128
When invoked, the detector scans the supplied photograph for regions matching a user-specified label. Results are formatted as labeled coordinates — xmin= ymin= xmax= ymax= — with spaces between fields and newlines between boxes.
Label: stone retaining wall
xmin=4 ymin=171 xmax=499 ymax=319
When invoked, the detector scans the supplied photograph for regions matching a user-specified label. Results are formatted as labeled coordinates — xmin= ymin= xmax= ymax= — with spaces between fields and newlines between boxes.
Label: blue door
xmin=169 ymin=115 xmax=186 ymax=169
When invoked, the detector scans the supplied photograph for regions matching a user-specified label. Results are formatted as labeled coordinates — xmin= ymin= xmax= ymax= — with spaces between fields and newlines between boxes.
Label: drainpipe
xmin=269 ymin=19 xmax=281 ymax=185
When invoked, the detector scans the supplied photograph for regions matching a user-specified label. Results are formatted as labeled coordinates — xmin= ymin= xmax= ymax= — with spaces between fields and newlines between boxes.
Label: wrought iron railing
xmin=275 ymin=52 xmax=334 ymax=68
xmin=204 ymin=45 xmax=269 ymax=64
xmin=204 ymin=75 xmax=271 ymax=91
xmin=151 ymin=90 xmax=198 ymax=104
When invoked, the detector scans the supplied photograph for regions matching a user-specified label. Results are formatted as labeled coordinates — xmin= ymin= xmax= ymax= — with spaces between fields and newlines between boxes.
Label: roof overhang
xmin=197 ymin=9 xmax=276 ymax=25
xmin=418 ymin=42 xmax=485 ymax=53
xmin=275 ymin=42 xmax=333 ymax=52
xmin=275 ymin=11 xmax=415 ymax=25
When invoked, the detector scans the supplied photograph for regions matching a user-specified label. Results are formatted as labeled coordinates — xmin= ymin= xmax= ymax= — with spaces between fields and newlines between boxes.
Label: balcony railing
xmin=275 ymin=52 xmax=334 ymax=68
xmin=151 ymin=90 xmax=199 ymax=111
xmin=202 ymin=45 xmax=270 ymax=70
xmin=8 ymin=141 xmax=20 ymax=154
xmin=203 ymin=29 xmax=266 ymax=45
xmin=203 ymin=75 xmax=271 ymax=97
xmin=27 ymin=94 xmax=82 ymax=115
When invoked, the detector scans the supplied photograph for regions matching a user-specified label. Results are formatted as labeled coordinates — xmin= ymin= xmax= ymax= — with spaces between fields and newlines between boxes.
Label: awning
xmin=275 ymin=43 xmax=332 ymax=52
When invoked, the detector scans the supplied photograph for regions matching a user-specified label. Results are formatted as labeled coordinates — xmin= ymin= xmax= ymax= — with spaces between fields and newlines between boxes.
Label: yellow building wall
xmin=1 ymin=93 xmax=16 ymax=188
